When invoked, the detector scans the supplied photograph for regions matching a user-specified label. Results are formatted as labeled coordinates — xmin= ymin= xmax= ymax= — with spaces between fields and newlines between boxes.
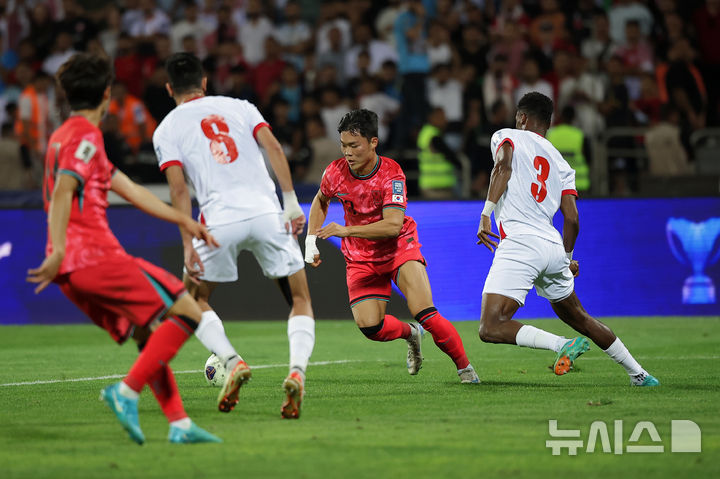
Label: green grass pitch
xmin=0 ymin=317 xmax=718 ymax=478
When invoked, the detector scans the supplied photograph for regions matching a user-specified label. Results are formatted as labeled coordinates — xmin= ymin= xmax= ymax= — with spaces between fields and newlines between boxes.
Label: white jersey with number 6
xmin=153 ymin=95 xmax=280 ymax=227
xmin=489 ymin=128 xmax=578 ymax=245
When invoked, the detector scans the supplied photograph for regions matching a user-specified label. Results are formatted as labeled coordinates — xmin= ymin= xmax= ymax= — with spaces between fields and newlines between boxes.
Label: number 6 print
xmin=201 ymin=114 xmax=239 ymax=164
xmin=531 ymin=156 xmax=550 ymax=203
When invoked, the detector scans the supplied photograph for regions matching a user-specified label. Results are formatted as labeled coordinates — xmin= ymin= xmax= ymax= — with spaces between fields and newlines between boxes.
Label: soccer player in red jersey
xmin=305 ymin=109 xmax=479 ymax=383
xmin=26 ymin=53 xmax=223 ymax=444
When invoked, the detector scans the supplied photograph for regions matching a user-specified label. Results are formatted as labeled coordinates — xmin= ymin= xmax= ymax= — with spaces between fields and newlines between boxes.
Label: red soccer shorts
xmin=346 ymin=247 xmax=426 ymax=307
xmin=55 ymin=257 xmax=186 ymax=344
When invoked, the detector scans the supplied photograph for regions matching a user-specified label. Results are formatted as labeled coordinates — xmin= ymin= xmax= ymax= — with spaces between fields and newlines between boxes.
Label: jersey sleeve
xmin=153 ymin=122 xmax=183 ymax=172
xmin=57 ymin=131 xmax=100 ymax=186
xmin=319 ymin=163 xmax=337 ymax=199
xmin=383 ymin=168 xmax=407 ymax=211
xmin=490 ymin=129 xmax=515 ymax=161
xmin=557 ymin=157 xmax=578 ymax=196
xmin=238 ymin=100 xmax=271 ymax=140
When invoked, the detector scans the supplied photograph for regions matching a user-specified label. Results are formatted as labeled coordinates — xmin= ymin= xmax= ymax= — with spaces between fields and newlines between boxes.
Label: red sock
xmin=125 ymin=316 xmax=196 ymax=392
xmin=148 ymin=363 xmax=188 ymax=422
xmin=416 ymin=308 xmax=470 ymax=369
xmin=360 ymin=314 xmax=411 ymax=342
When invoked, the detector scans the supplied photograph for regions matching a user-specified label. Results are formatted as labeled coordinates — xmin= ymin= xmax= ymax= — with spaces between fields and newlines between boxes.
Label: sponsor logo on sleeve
xmin=392 ymin=180 xmax=404 ymax=195
xmin=74 ymin=139 xmax=97 ymax=163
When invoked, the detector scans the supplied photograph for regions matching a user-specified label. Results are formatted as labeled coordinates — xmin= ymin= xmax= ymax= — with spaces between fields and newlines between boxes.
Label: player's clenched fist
xmin=476 ymin=215 xmax=500 ymax=253
xmin=304 ymin=234 xmax=321 ymax=267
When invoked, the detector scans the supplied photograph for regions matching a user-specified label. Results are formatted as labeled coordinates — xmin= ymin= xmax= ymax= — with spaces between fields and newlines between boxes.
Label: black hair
xmin=56 ymin=53 xmax=113 ymax=111
xmin=337 ymin=109 xmax=378 ymax=141
xmin=517 ymin=92 xmax=554 ymax=128
xmin=165 ymin=52 xmax=204 ymax=95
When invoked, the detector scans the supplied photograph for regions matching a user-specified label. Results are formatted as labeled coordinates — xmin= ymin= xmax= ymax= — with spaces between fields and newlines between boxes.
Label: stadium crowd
xmin=0 ymin=0 xmax=718 ymax=197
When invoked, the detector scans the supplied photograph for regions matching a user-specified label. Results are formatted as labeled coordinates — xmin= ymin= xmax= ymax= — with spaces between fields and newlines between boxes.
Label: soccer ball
xmin=204 ymin=354 xmax=227 ymax=387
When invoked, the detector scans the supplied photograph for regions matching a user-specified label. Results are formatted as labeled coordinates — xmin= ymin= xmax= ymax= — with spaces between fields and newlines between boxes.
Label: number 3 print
xmin=531 ymin=156 xmax=549 ymax=203
xmin=201 ymin=114 xmax=238 ymax=164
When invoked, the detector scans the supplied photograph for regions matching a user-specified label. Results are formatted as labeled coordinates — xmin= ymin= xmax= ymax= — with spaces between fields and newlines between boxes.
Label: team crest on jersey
xmin=74 ymin=139 xmax=96 ymax=163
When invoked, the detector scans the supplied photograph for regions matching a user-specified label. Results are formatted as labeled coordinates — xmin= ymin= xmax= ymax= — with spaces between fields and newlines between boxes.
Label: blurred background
xmin=0 ymin=0 xmax=719 ymax=201
xmin=1 ymin=0 xmax=718 ymax=324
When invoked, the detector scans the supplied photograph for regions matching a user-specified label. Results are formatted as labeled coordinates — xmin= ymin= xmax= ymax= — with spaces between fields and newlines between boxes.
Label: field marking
xmin=0 ymin=359 xmax=363 ymax=387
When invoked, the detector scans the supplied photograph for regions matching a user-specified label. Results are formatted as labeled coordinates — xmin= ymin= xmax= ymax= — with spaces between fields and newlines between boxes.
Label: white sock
xmin=515 ymin=325 xmax=566 ymax=352
xmin=170 ymin=417 xmax=192 ymax=430
xmin=288 ymin=315 xmax=315 ymax=377
xmin=118 ymin=381 xmax=140 ymax=400
xmin=603 ymin=337 xmax=644 ymax=377
xmin=195 ymin=310 xmax=241 ymax=367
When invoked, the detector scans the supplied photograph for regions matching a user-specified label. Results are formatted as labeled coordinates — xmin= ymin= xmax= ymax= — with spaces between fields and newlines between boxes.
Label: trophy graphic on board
xmin=666 ymin=218 xmax=720 ymax=304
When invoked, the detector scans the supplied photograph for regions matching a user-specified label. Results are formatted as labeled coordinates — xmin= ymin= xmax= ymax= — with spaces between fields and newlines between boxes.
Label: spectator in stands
xmin=345 ymin=23 xmax=398 ymax=79
xmin=608 ymin=0 xmax=653 ymax=44
xmin=632 ymin=73 xmax=662 ymax=125
xmin=417 ymin=107 xmax=459 ymax=199
xmin=614 ymin=20 xmax=654 ymax=100
xmin=238 ymin=0 xmax=274 ymax=67
xmin=645 ymin=104 xmax=693 ymax=176
xmin=277 ymin=64 xmax=303 ymax=124
xmin=317 ymin=26 xmax=347 ymax=86
xmin=107 ymin=82 xmax=156 ymax=155
xmin=489 ymin=0 xmax=530 ymax=41
xmin=557 ymin=54 xmax=605 ymax=138
xmin=42 ymin=31 xmax=76 ymax=75
xmin=302 ymin=115 xmax=340 ymax=187
xmin=378 ymin=59 xmax=402 ymax=102
xmin=357 ymin=77 xmax=400 ymax=145
xmin=483 ymin=53 xmax=515 ymax=125
xmin=488 ymin=20 xmax=528 ymax=78
xmin=569 ymin=0 xmax=604 ymax=45
xmin=319 ymin=86 xmax=350 ymax=143
xmin=170 ymin=1 xmax=209 ymax=59
xmin=659 ymin=38 xmax=707 ymax=133
xmin=60 ymin=0 xmax=97 ymax=51
xmin=225 ymin=65 xmax=256 ymax=103
xmin=127 ymin=0 xmax=170 ymax=38
xmin=316 ymin=1 xmax=352 ymax=56
xmin=427 ymin=21 xmax=453 ymax=68
xmin=274 ymin=1 xmax=313 ymax=70
xmin=253 ymin=36 xmax=287 ymax=105
xmin=529 ymin=0 xmax=567 ymax=49
xmin=29 ymin=3 xmax=56 ymax=60
xmin=99 ymin=4 xmax=122 ymax=59
xmin=581 ymin=11 xmax=617 ymax=72
xmin=514 ymin=55 xmax=553 ymax=106
xmin=457 ymin=24 xmax=489 ymax=80
xmin=394 ymin=0 xmax=431 ymax=147
xmin=14 ymin=64 xmax=51 ymax=187
xmin=692 ymin=0 xmax=720 ymax=125
xmin=547 ymin=106 xmax=591 ymax=192
xmin=427 ymin=63 xmax=463 ymax=149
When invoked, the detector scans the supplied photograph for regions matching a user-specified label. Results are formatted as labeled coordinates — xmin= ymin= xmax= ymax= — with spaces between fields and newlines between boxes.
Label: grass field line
xmin=0 ymin=359 xmax=364 ymax=387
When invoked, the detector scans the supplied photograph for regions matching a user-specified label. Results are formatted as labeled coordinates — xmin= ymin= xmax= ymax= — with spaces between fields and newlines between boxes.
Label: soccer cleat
xmin=632 ymin=373 xmax=660 ymax=387
xmin=217 ymin=359 xmax=252 ymax=413
xmin=458 ymin=365 xmax=480 ymax=384
xmin=406 ymin=323 xmax=424 ymax=375
xmin=99 ymin=382 xmax=145 ymax=445
xmin=168 ymin=421 xmax=223 ymax=444
xmin=281 ymin=371 xmax=304 ymax=419
xmin=553 ymin=337 xmax=590 ymax=375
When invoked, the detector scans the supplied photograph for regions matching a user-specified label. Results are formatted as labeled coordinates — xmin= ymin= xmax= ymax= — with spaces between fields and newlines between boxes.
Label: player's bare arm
xmin=110 ymin=169 xmax=219 ymax=248
xmin=305 ymin=190 xmax=330 ymax=267
xmin=559 ymin=193 xmax=580 ymax=277
xmin=256 ymin=126 xmax=305 ymax=235
xmin=318 ymin=207 xmax=404 ymax=241
xmin=164 ymin=164 xmax=205 ymax=283
xmin=477 ymin=142 xmax=512 ymax=253
xmin=26 ymin=173 xmax=77 ymax=293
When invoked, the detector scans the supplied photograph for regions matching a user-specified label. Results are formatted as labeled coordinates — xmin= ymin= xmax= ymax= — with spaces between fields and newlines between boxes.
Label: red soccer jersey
xmin=321 ymin=155 xmax=420 ymax=263
xmin=43 ymin=115 xmax=129 ymax=275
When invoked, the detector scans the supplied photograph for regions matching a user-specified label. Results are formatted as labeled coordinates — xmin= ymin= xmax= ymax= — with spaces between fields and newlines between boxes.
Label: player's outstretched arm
xmin=477 ymin=143 xmax=512 ymax=253
xmin=110 ymin=170 xmax=219 ymax=247
xmin=318 ymin=207 xmax=404 ymax=241
xmin=256 ymin=126 xmax=305 ymax=235
xmin=305 ymin=190 xmax=330 ymax=267
xmin=559 ymin=194 xmax=580 ymax=277
xmin=164 ymin=164 xmax=205 ymax=282
xmin=26 ymin=174 xmax=76 ymax=293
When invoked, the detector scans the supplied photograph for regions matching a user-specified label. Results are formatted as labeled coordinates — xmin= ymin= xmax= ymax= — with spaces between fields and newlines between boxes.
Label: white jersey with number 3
xmin=153 ymin=96 xmax=280 ymax=227
xmin=490 ymin=128 xmax=577 ymax=245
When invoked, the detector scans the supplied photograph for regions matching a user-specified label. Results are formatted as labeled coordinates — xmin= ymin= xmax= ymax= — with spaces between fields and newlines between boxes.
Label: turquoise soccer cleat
xmin=633 ymin=374 xmax=660 ymax=387
xmin=168 ymin=421 xmax=223 ymax=444
xmin=553 ymin=337 xmax=591 ymax=375
xmin=99 ymin=382 xmax=145 ymax=445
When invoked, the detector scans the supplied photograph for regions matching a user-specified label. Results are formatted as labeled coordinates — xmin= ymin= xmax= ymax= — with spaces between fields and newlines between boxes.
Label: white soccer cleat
xmin=458 ymin=365 xmax=480 ymax=384
xmin=406 ymin=323 xmax=424 ymax=375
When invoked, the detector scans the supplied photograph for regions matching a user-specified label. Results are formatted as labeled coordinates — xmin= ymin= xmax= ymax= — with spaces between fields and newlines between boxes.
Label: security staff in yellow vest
xmin=547 ymin=106 xmax=591 ymax=192
xmin=417 ymin=107 xmax=460 ymax=199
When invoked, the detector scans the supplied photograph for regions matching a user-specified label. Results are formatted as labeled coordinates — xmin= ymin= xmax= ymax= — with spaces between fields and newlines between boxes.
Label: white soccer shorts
xmin=482 ymin=235 xmax=574 ymax=306
xmin=190 ymin=213 xmax=305 ymax=282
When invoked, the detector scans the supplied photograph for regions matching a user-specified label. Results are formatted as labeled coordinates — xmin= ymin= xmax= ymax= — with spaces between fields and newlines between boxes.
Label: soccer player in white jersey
xmin=476 ymin=92 xmax=658 ymax=386
xmin=154 ymin=53 xmax=315 ymax=418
